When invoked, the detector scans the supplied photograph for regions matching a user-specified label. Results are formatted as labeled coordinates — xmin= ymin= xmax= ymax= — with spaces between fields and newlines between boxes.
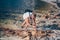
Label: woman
xmin=21 ymin=9 xmax=36 ymax=28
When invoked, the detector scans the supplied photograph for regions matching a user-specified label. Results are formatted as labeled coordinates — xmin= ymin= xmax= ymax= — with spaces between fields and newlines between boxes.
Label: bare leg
xmin=21 ymin=18 xmax=30 ymax=28
xmin=21 ymin=20 xmax=26 ymax=27
xmin=25 ymin=18 xmax=30 ymax=27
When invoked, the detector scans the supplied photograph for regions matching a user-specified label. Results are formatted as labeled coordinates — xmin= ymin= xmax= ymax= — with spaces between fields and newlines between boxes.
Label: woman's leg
xmin=21 ymin=20 xmax=26 ymax=27
xmin=21 ymin=18 xmax=30 ymax=28
xmin=25 ymin=18 xmax=30 ymax=27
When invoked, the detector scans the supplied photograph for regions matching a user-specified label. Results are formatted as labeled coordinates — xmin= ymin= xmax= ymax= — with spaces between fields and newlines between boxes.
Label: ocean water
xmin=0 ymin=0 xmax=48 ymax=19
xmin=0 ymin=0 xmax=50 ymax=13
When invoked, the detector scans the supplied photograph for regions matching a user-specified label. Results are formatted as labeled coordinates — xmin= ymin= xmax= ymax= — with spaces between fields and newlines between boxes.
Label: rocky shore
xmin=0 ymin=6 xmax=60 ymax=40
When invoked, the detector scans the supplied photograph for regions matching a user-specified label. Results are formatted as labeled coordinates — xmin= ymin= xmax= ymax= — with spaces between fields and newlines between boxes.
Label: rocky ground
xmin=0 ymin=28 xmax=60 ymax=40
xmin=0 ymin=11 xmax=60 ymax=40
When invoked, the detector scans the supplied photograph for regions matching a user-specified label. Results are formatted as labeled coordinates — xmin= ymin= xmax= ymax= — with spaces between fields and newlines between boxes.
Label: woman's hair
xmin=25 ymin=9 xmax=33 ymax=12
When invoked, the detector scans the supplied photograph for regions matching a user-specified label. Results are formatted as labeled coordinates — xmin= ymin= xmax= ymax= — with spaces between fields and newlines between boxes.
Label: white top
xmin=23 ymin=12 xmax=32 ymax=19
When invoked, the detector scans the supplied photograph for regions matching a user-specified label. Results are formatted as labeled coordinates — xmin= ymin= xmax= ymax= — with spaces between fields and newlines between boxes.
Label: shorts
xmin=23 ymin=12 xmax=32 ymax=19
